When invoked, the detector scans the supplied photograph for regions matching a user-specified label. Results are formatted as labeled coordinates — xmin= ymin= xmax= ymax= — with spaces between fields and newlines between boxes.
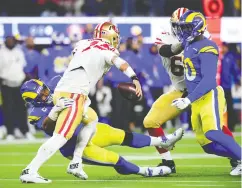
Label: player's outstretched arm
xmin=111 ymin=56 xmax=142 ymax=98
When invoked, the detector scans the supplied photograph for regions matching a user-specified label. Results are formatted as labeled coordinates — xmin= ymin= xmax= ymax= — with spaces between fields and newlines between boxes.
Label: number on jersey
xmin=170 ymin=56 xmax=184 ymax=76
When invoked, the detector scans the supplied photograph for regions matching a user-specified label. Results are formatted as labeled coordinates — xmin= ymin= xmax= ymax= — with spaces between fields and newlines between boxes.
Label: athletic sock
xmin=205 ymin=130 xmax=241 ymax=160
xmin=148 ymin=128 xmax=172 ymax=160
xmin=73 ymin=120 xmax=97 ymax=161
xmin=26 ymin=133 xmax=67 ymax=173
xmin=222 ymin=126 xmax=234 ymax=138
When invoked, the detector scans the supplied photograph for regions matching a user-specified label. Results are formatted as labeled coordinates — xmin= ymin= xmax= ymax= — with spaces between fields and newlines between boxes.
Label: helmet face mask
xmin=170 ymin=7 xmax=189 ymax=37
xmin=21 ymin=80 xmax=52 ymax=107
xmin=176 ymin=11 xmax=206 ymax=43
xmin=35 ymin=85 xmax=51 ymax=105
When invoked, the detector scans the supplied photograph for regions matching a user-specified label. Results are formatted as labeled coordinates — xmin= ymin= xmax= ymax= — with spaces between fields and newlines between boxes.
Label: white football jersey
xmin=55 ymin=39 xmax=119 ymax=95
xmin=158 ymin=28 xmax=186 ymax=91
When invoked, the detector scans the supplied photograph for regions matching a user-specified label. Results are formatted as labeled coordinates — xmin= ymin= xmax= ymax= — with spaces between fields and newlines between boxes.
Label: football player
xmin=171 ymin=11 xmax=241 ymax=175
xmin=19 ymin=77 xmax=184 ymax=183
xmin=143 ymin=7 xmax=190 ymax=173
xmin=21 ymin=22 xmax=145 ymax=183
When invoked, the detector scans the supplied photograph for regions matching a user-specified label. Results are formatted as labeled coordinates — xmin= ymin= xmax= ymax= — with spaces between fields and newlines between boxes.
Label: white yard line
xmin=0 ymin=179 xmax=240 ymax=183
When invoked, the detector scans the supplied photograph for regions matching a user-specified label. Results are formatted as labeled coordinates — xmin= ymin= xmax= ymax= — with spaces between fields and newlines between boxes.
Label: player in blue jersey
xmin=170 ymin=11 xmax=241 ymax=176
xmin=19 ymin=76 xmax=184 ymax=183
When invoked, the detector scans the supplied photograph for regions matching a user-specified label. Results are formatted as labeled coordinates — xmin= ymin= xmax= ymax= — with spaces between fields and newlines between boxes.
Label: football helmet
xmin=170 ymin=7 xmax=189 ymax=36
xmin=176 ymin=11 xmax=207 ymax=43
xmin=20 ymin=79 xmax=52 ymax=106
xmin=93 ymin=21 xmax=120 ymax=48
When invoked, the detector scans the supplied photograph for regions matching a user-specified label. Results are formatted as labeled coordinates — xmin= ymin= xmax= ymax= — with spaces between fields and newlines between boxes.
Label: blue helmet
xmin=176 ymin=11 xmax=207 ymax=43
xmin=20 ymin=79 xmax=52 ymax=106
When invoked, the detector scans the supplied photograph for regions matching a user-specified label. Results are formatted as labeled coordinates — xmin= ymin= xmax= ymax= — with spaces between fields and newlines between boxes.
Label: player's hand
xmin=48 ymin=98 xmax=75 ymax=121
xmin=56 ymin=97 xmax=75 ymax=110
xmin=133 ymin=80 xmax=142 ymax=98
xmin=171 ymin=97 xmax=191 ymax=110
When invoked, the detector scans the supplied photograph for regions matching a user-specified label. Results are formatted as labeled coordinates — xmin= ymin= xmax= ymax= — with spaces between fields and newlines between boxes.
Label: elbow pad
xmin=159 ymin=44 xmax=175 ymax=57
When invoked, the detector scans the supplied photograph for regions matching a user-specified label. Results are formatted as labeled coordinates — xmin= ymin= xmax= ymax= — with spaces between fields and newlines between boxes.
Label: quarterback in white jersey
xmin=20 ymin=21 xmax=142 ymax=183
xmin=56 ymin=38 xmax=120 ymax=95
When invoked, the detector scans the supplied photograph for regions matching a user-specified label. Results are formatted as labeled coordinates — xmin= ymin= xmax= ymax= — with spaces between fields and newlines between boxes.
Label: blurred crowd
xmin=0 ymin=22 xmax=241 ymax=140
xmin=0 ymin=0 xmax=241 ymax=17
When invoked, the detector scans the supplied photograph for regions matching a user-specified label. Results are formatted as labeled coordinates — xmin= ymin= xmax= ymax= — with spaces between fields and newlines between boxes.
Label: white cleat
xmin=67 ymin=161 xmax=88 ymax=180
xmin=160 ymin=128 xmax=184 ymax=150
xmin=230 ymin=161 xmax=241 ymax=176
xmin=20 ymin=169 xmax=51 ymax=183
xmin=144 ymin=166 xmax=171 ymax=177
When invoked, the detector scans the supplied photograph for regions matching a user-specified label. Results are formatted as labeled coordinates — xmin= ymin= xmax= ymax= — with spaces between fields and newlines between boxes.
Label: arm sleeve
xmin=187 ymin=52 xmax=218 ymax=102
xmin=159 ymin=44 xmax=175 ymax=57
xmin=159 ymin=43 xmax=183 ymax=58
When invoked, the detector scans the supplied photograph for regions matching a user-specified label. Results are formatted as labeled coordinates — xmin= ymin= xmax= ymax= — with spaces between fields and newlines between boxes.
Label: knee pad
xmin=121 ymin=132 xmax=133 ymax=146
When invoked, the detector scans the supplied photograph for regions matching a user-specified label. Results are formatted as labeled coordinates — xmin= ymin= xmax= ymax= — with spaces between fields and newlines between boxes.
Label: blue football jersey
xmin=183 ymin=38 xmax=219 ymax=102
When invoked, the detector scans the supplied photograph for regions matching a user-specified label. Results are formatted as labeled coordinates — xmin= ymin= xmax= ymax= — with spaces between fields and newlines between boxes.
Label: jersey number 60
xmin=170 ymin=56 xmax=184 ymax=77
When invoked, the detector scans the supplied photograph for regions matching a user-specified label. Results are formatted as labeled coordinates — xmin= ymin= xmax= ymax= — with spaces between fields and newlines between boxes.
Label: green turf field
xmin=0 ymin=135 xmax=241 ymax=188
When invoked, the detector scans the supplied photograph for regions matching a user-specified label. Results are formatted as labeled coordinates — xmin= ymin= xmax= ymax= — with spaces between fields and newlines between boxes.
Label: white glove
xmin=48 ymin=97 xmax=75 ymax=121
xmin=171 ymin=98 xmax=191 ymax=110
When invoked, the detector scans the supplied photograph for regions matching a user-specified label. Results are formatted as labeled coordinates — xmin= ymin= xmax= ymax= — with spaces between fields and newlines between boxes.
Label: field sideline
xmin=0 ymin=134 xmax=241 ymax=188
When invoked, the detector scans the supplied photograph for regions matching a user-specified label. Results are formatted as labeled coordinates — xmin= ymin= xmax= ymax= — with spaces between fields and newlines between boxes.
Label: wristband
xmin=131 ymin=76 xmax=139 ymax=81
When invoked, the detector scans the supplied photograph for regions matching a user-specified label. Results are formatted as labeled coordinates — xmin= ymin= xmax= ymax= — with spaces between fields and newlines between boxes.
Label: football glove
xmin=171 ymin=97 xmax=191 ymax=110
xmin=48 ymin=97 xmax=75 ymax=121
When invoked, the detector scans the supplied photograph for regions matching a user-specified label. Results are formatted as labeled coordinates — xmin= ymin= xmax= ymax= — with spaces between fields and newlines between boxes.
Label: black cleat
xmin=230 ymin=158 xmax=239 ymax=170
xmin=157 ymin=159 xmax=176 ymax=173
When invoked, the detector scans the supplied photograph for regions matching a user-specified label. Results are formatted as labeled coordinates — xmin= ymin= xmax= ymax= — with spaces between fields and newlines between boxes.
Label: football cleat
xmin=67 ymin=161 xmax=88 ymax=180
xmin=230 ymin=158 xmax=238 ymax=170
xmin=230 ymin=161 xmax=241 ymax=176
xmin=20 ymin=169 xmax=51 ymax=183
xmin=144 ymin=166 xmax=171 ymax=177
xmin=157 ymin=159 xmax=176 ymax=173
xmin=159 ymin=128 xmax=184 ymax=150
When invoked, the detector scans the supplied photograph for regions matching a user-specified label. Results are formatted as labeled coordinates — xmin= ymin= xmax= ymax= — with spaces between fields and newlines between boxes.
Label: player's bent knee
xmin=143 ymin=115 xmax=158 ymax=128
xmin=82 ymin=107 xmax=98 ymax=125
